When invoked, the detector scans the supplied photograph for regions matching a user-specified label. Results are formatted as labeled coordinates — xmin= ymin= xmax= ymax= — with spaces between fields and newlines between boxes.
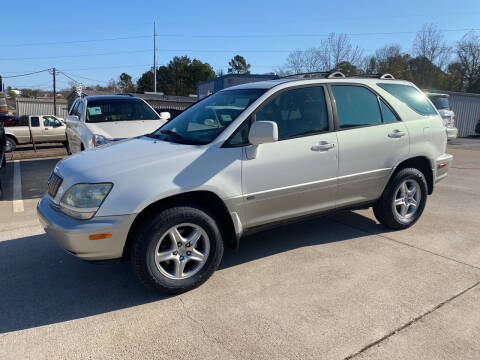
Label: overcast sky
xmin=2 ymin=0 xmax=480 ymax=90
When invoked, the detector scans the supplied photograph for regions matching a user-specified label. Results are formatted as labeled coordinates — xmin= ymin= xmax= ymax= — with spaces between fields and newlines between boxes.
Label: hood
xmin=57 ymin=136 xmax=205 ymax=182
xmin=86 ymin=119 xmax=166 ymax=139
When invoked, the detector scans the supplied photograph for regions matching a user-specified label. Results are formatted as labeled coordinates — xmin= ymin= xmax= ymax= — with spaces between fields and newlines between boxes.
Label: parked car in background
xmin=4 ymin=114 xmax=66 ymax=152
xmin=38 ymin=74 xmax=452 ymax=294
xmin=426 ymin=93 xmax=458 ymax=139
xmin=65 ymin=95 xmax=168 ymax=154
xmin=0 ymin=93 xmax=8 ymax=115
xmin=0 ymin=114 xmax=19 ymax=127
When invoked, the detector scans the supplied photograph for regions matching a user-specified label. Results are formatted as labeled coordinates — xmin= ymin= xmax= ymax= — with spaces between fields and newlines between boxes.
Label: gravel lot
xmin=0 ymin=138 xmax=479 ymax=359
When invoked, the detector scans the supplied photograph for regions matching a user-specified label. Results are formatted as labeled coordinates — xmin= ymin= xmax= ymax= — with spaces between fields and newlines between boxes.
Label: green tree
xmin=6 ymin=86 xmax=16 ymax=100
xmin=228 ymin=55 xmax=251 ymax=74
xmin=137 ymin=56 xmax=215 ymax=95
xmin=118 ymin=73 xmax=135 ymax=93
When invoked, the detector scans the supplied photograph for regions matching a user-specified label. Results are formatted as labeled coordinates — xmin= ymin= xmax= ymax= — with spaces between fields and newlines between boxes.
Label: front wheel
xmin=131 ymin=205 xmax=224 ymax=294
xmin=5 ymin=137 xmax=16 ymax=152
xmin=373 ymin=168 xmax=428 ymax=230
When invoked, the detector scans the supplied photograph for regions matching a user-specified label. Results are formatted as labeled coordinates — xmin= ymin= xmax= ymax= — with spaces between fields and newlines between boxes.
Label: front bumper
xmin=37 ymin=194 xmax=136 ymax=260
xmin=446 ymin=127 xmax=458 ymax=139
xmin=434 ymin=153 xmax=453 ymax=184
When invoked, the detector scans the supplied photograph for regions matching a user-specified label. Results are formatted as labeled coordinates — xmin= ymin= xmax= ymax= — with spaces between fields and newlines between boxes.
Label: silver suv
xmin=37 ymin=72 xmax=453 ymax=294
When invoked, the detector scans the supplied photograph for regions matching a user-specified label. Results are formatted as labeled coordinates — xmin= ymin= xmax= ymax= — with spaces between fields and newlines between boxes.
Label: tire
xmin=373 ymin=168 xmax=428 ymax=230
xmin=131 ymin=205 xmax=224 ymax=294
xmin=65 ymin=139 xmax=72 ymax=155
xmin=5 ymin=137 xmax=16 ymax=152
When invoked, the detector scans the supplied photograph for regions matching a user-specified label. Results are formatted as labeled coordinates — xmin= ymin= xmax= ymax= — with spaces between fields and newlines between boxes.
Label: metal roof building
xmin=197 ymin=73 xmax=279 ymax=99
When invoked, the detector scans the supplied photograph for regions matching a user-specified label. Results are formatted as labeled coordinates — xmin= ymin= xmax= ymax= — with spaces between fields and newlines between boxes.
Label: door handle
xmin=311 ymin=142 xmax=335 ymax=151
xmin=44 ymin=128 xmax=49 ymax=130
xmin=388 ymin=129 xmax=406 ymax=138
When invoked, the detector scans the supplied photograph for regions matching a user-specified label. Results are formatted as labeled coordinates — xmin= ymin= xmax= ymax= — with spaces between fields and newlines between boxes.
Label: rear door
xmin=29 ymin=116 xmax=43 ymax=142
xmin=240 ymin=85 xmax=339 ymax=228
xmin=330 ymin=84 xmax=409 ymax=207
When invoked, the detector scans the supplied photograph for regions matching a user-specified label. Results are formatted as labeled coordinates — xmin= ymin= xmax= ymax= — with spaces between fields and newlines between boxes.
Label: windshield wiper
xmin=160 ymin=129 xmax=186 ymax=142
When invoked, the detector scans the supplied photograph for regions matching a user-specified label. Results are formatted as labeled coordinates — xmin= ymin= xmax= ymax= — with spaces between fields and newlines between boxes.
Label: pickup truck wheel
xmin=373 ymin=168 xmax=427 ymax=230
xmin=131 ymin=205 xmax=224 ymax=294
xmin=5 ymin=137 xmax=16 ymax=152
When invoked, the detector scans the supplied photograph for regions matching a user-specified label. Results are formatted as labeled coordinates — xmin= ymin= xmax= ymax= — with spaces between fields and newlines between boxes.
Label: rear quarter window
xmin=377 ymin=83 xmax=437 ymax=116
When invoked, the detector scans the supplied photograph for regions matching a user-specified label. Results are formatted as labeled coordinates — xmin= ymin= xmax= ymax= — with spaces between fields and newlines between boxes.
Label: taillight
xmin=452 ymin=115 xmax=456 ymax=124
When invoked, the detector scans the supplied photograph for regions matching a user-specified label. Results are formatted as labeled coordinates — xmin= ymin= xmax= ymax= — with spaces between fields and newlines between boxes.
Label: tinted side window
xmin=332 ymin=85 xmax=381 ymax=128
xmin=69 ymin=100 xmax=78 ymax=116
xmin=31 ymin=117 xmax=40 ymax=127
xmin=380 ymin=100 xmax=398 ymax=123
xmin=377 ymin=83 xmax=437 ymax=116
xmin=225 ymin=118 xmax=251 ymax=146
xmin=77 ymin=101 xmax=84 ymax=120
xmin=255 ymin=86 xmax=328 ymax=141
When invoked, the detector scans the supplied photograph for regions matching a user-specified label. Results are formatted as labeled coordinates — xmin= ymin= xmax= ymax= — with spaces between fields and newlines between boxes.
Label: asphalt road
xmin=0 ymin=139 xmax=479 ymax=359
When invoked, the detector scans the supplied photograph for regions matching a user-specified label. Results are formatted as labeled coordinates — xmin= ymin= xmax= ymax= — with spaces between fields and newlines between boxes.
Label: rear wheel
xmin=5 ymin=137 xmax=16 ymax=152
xmin=131 ymin=205 xmax=224 ymax=294
xmin=373 ymin=168 xmax=427 ymax=230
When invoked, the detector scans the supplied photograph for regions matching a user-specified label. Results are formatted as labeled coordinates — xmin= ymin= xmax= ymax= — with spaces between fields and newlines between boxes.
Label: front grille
xmin=47 ymin=172 xmax=63 ymax=198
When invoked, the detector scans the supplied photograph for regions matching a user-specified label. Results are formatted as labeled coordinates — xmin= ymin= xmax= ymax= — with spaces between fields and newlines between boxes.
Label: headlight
xmin=60 ymin=183 xmax=113 ymax=219
xmin=93 ymin=134 xmax=113 ymax=147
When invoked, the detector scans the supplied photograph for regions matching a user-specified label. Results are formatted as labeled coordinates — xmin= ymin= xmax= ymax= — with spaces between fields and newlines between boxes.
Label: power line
xmin=3 ymin=35 xmax=151 ymax=48
xmin=3 ymin=68 xmax=52 ymax=78
xmin=2 ymin=27 xmax=480 ymax=49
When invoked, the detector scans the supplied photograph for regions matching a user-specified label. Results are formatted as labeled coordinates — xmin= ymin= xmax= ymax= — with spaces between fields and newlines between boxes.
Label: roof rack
xmin=280 ymin=70 xmax=346 ymax=79
xmin=349 ymin=73 xmax=395 ymax=80
xmin=280 ymin=71 xmax=395 ymax=80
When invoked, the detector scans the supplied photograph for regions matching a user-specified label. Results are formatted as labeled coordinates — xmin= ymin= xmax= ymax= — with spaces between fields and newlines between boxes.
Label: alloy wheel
xmin=154 ymin=223 xmax=210 ymax=280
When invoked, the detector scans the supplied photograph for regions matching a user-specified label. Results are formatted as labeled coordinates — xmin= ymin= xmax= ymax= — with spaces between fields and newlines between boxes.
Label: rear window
xmin=85 ymin=98 xmax=160 ymax=123
xmin=428 ymin=96 xmax=450 ymax=110
xmin=378 ymin=83 xmax=437 ymax=116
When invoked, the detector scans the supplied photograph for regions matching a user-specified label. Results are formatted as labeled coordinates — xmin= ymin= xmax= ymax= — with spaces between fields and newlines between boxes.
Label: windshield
xmin=429 ymin=96 xmax=450 ymax=110
xmin=86 ymin=98 xmax=160 ymax=123
xmin=151 ymin=89 xmax=266 ymax=145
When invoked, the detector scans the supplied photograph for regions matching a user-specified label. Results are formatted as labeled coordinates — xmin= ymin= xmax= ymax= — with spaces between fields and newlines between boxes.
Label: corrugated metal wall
xmin=448 ymin=92 xmax=480 ymax=137
xmin=16 ymin=98 xmax=69 ymax=119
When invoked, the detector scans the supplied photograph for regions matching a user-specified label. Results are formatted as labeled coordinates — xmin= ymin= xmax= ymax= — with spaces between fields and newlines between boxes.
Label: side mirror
xmin=159 ymin=112 xmax=171 ymax=121
xmin=66 ymin=115 xmax=79 ymax=122
xmin=248 ymin=121 xmax=278 ymax=146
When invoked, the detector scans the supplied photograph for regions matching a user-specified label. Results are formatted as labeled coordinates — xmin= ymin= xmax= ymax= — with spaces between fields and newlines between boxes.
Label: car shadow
xmin=0 ymin=210 xmax=389 ymax=333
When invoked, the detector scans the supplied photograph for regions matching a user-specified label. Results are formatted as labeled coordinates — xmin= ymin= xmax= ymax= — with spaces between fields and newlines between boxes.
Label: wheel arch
xmin=122 ymin=190 xmax=237 ymax=259
xmin=388 ymin=156 xmax=434 ymax=195
xmin=5 ymin=133 xmax=18 ymax=144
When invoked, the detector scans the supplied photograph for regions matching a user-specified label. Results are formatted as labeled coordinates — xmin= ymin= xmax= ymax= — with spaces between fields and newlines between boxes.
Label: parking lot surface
xmin=0 ymin=139 xmax=479 ymax=359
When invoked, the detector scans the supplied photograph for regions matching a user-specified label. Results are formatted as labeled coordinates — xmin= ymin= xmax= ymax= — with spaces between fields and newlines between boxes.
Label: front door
xmin=241 ymin=85 xmax=339 ymax=228
xmin=330 ymin=85 xmax=409 ymax=207
xmin=42 ymin=116 xmax=66 ymax=142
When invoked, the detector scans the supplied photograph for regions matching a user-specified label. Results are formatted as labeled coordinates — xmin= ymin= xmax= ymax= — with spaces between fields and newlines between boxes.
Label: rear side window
xmin=332 ymin=85 xmax=382 ymax=128
xmin=380 ymin=100 xmax=398 ymax=123
xmin=31 ymin=117 xmax=40 ymax=127
xmin=378 ymin=83 xmax=437 ymax=116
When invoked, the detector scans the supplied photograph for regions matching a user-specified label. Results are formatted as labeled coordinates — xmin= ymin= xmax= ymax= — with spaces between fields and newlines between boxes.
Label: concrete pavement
xmin=0 ymin=139 xmax=479 ymax=359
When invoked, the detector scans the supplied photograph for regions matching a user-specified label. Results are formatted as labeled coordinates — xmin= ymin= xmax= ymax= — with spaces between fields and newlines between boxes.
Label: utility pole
xmin=153 ymin=21 xmax=157 ymax=93
xmin=53 ymin=67 xmax=57 ymax=115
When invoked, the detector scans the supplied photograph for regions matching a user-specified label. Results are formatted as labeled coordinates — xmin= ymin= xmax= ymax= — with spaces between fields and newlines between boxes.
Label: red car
xmin=0 ymin=115 xmax=18 ymax=127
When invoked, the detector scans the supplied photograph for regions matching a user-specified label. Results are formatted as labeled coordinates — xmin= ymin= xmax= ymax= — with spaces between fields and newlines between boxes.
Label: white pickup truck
xmin=5 ymin=115 xmax=66 ymax=152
